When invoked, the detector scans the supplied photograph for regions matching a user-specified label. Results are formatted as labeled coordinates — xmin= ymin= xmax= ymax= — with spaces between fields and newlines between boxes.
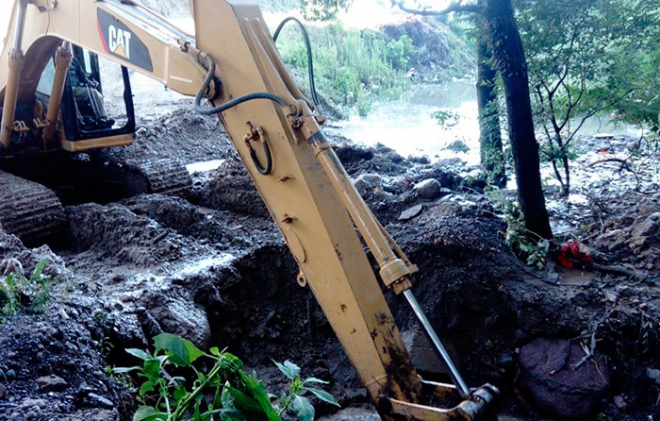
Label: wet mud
xmin=0 ymin=107 xmax=658 ymax=421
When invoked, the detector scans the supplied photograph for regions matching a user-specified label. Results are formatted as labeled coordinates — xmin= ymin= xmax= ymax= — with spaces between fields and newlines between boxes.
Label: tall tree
xmin=391 ymin=0 xmax=552 ymax=238
xmin=475 ymin=16 xmax=505 ymax=187
xmin=483 ymin=0 xmax=551 ymax=238
xmin=515 ymin=0 xmax=654 ymax=196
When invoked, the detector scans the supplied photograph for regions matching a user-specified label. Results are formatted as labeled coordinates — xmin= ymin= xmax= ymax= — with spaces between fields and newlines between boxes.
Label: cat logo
xmin=108 ymin=26 xmax=132 ymax=59
xmin=97 ymin=9 xmax=153 ymax=72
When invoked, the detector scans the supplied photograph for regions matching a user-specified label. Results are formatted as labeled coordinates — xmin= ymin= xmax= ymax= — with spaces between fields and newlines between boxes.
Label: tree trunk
xmin=476 ymin=29 xmax=506 ymax=188
xmin=485 ymin=0 xmax=552 ymax=239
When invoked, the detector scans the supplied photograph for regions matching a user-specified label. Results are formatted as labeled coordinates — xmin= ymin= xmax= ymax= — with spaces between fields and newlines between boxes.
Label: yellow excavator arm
xmin=0 ymin=1 xmax=497 ymax=419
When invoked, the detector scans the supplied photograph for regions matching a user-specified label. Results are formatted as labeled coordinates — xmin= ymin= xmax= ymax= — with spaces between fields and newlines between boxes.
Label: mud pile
xmin=0 ymin=107 xmax=659 ymax=421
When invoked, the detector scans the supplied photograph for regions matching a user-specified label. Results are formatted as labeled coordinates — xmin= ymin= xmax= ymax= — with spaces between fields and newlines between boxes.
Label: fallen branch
xmin=588 ymin=262 xmax=647 ymax=281
xmin=588 ymin=157 xmax=641 ymax=189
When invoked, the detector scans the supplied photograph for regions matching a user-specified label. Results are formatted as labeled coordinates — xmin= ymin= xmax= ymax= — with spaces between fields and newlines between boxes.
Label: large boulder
xmin=517 ymin=337 xmax=610 ymax=420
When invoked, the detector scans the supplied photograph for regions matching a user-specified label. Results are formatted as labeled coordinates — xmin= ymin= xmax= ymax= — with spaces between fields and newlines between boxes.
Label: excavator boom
xmin=0 ymin=1 xmax=497 ymax=419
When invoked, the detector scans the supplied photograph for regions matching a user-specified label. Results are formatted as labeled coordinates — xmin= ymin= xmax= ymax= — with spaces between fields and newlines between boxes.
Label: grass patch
xmin=274 ymin=22 xmax=411 ymax=116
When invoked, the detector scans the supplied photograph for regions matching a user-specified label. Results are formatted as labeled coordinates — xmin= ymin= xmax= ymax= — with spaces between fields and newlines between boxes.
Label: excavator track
xmin=0 ymin=171 xmax=66 ymax=246
xmin=121 ymin=158 xmax=191 ymax=198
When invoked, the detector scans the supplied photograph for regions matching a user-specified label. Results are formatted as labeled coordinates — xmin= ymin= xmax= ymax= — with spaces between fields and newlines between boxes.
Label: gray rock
xmin=353 ymin=173 xmax=382 ymax=191
xmin=413 ymin=178 xmax=442 ymax=199
xmin=0 ymin=383 xmax=6 ymax=399
xmin=86 ymin=393 xmax=114 ymax=409
xmin=631 ymin=215 xmax=659 ymax=241
xmin=21 ymin=398 xmax=47 ymax=408
xmin=646 ymin=368 xmax=660 ymax=386
xmin=398 ymin=204 xmax=423 ymax=221
xmin=517 ymin=337 xmax=609 ymax=420
xmin=143 ymin=295 xmax=211 ymax=350
xmin=36 ymin=375 xmax=68 ymax=391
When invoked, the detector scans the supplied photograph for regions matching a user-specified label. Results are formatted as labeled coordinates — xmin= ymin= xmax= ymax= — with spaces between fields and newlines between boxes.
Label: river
xmin=328 ymin=81 xmax=481 ymax=166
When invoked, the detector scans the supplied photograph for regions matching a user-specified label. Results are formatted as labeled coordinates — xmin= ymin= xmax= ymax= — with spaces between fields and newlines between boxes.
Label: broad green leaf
xmin=238 ymin=372 xmax=279 ymax=420
xmin=133 ymin=406 xmax=166 ymax=421
xmin=143 ymin=359 xmax=162 ymax=384
xmin=153 ymin=333 xmax=206 ymax=366
xmin=139 ymin=380 xmax=155 ymax=396
xmin=126 ymin=348 xmax=151 ymax=361
xmin=303 ymin=387 xmax=340 ymax=407
xmin=173 ymin=385 xmax=188 ymax=403
xmin=200 ymin=408 xmax=243 ymax=420
xmin=227 ymin=387 xmax=268 ymax=419
xmin=292 ymin=395 xmax=314 ymax=421
xmin=273 ymin=360 xmax=300 ymax=380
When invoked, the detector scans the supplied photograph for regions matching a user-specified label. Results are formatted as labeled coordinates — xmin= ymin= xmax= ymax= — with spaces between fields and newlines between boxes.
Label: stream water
xmin=328 ymin=82 xmax=644 ymax=168
xmin=328 ymin=81 xmax=481 ymax=165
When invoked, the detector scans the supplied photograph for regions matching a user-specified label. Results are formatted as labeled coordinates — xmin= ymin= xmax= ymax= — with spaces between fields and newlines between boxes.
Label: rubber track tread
xmin=0 ymin=171 xmax=66 ymax=245
xmin=123 ymin=158 xmax=191 ymax=197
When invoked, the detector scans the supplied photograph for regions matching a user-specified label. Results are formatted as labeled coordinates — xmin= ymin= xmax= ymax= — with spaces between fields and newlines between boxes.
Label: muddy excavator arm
xmin=1 ymin=0 xmax=497 ymax=419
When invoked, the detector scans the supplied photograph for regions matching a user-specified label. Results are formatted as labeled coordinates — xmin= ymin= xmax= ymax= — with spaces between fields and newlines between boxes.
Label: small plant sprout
xmin=273 ymin=360 xmax=340 ymax=421
xmin=0 ymin=259 xmax=51 ymax=316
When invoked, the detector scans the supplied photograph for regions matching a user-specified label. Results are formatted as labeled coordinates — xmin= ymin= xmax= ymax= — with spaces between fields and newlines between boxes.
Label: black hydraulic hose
xmin=194 ymin=56 xmax=289 ymax=115
xmin=249 ymin=140 xmax=272 ymax=175
xmin=273 ymin=17 xmax=321 ymax=109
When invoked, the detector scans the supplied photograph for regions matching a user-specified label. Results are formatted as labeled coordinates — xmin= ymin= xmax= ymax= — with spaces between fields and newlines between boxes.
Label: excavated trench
xmin=0 ymin=107 xmax=659 ymax=421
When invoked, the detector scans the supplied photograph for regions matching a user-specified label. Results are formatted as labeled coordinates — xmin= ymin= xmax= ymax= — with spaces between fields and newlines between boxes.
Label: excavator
xmin=0 ymin=1 xmax=498 ymax=419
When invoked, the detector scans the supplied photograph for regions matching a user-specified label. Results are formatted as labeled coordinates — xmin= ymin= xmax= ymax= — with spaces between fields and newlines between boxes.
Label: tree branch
xmin=391 ymin=0 xmax=483 ymax=16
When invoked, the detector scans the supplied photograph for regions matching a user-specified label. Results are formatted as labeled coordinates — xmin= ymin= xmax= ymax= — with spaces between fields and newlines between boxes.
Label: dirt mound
xmin=108 ymin=107 xmax=231 ymax=165
xmin=381 ymin=18 xmax=476 ymax=82
xmin=196 ymin=155 xmax=272 ymax=218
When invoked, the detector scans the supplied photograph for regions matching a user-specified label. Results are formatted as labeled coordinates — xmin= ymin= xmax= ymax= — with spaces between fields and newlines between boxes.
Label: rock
xmin=352 ymin=173 xmax=382 ymax=191
xmin=398 ymin=204 xmax=423 ymax=221
xmin=413 ymin=178 xmax=442 ymax=199
xmin=517 ymin=337 xmax=609 ymax=420
xmin=21 ymin=398 xmax=48 ymax=408
xmin=36 ymin=375 xmax=68 ymax=391
xmin=143 ymin=295 xmax=211 ymax=350
xmin=631 ymin=216 xmax=659 ymax=240
xmin=546 ymin=271 xmax=561 ymax=285
xmin=613 ymin=395 xmax=628 ymax=410
xmin=63 ymin=409 xmax=119 ymax=421
xmin=0 ymin=383 xmax=6 ymax=399
xmin=0 ymin=258 xmax=23 ymax=276
xmin=86 ymin=393 xmax=114 ymax=409
xmin=646 ymin=368 xmax=660 ymax=386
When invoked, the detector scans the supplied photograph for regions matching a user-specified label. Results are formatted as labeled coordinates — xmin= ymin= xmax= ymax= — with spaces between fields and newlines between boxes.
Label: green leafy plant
xmin=114 ymin=333 xmax=338 ymax=421
xmin=432 ymin=109 xmax=461 ymax=130
xmin=488 ymin=189 xmax=549 ymax=270
xmin=0 ymin=259 xmax=50 ymax=316
xmin=272 ymin=360 xmax=339 ymax=421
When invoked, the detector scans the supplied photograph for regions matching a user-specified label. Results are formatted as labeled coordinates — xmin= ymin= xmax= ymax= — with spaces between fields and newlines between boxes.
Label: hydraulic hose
xmin=194 ymin=54 xmax=289 ymax=116
xmin=273 ymin=17 xmax=321 ymax=110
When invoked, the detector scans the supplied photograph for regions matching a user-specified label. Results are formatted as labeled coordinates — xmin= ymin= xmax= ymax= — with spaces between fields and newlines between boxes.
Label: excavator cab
xmin=43 ymin=45 xmax=136 ymax=146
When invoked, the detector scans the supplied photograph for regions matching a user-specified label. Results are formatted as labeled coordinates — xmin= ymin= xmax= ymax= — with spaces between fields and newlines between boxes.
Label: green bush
xmin=113 ymin=333 xmax=339 ymax=421
xmin=0 ymin=259 xmax=50 ymax=316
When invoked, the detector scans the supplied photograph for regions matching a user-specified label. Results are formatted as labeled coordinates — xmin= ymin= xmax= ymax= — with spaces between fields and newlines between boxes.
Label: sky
xmin=338 ymin=0 xmax=454 ymax=29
